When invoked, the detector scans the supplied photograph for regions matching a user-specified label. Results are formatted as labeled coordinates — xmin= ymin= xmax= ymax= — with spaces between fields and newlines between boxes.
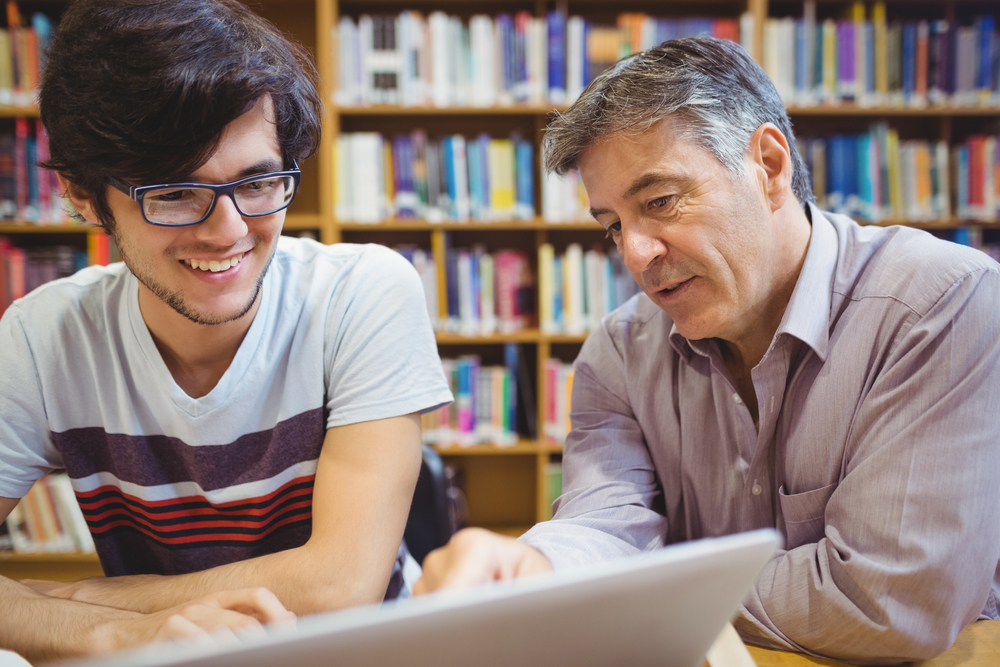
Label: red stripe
xmin=88 ymin=511 xmax=312 ymax=545
xmin=79 ymin=485 xmax=314 ymax=522
xmin=84 ymin=498 xmax=314 ymax=535
xmin=76 ymin=475 xmax=316 ymax=515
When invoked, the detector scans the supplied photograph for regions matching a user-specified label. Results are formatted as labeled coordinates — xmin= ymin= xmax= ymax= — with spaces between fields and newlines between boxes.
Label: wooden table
xmin=744 ymin=621 xmax=1000 ymax=667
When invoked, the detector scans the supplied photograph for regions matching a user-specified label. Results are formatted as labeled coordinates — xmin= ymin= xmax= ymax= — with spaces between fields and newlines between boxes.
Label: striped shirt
xmin=1 ymin=237 xmax=452 ymax=589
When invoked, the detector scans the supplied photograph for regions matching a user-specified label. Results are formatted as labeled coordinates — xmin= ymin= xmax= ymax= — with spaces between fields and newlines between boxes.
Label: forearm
xmin=61 ymin=539 xmax=391 ymax=615
xmin=0 ymin=575 xmax=144 ymax=663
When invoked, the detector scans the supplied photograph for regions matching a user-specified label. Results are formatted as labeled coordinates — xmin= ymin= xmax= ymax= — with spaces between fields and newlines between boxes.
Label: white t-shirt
xmin=0 ymin=237 xmax=451 ymax=594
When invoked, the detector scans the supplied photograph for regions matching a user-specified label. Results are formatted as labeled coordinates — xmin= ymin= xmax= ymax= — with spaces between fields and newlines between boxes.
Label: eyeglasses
xmin=106 ymin=161 xmax=301 ymax=227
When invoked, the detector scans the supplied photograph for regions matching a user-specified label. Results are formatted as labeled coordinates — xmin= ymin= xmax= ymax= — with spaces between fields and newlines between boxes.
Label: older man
xmin=416 ymin=37 xmax=1000 ymax=664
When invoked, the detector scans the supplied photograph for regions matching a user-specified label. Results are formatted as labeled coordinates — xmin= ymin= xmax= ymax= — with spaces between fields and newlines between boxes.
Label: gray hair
xmin=543 ymin=37 xmax=814 ymax=206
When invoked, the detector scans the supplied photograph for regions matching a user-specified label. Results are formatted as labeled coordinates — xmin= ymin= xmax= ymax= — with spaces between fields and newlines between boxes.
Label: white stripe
xmin=71 ymin=459 xmax=319 ymax=505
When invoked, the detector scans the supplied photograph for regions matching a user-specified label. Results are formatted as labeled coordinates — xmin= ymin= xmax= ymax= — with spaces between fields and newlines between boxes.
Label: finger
xmin=206 ymin=588 xmax=296 ymax=625
xmin=154 ymin=614 xmax=210 ymax=643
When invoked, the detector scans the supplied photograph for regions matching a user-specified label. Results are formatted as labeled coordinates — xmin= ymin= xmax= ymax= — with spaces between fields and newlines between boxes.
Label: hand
xmin=413 ymin=527 xmax=553 ymax=595
xmin=96 ymin=588 xmax=296 ymax=653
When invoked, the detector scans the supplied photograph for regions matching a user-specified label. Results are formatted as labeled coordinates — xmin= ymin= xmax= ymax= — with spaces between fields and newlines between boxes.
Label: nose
xmin=193 ymin=192 xmax=248 ymax=246
xmin=619 ymin=221 xmax=667 ymax=274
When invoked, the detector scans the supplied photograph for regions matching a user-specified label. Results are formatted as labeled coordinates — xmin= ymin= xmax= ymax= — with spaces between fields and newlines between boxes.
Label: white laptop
xmin=62 ymin=529 xmax=780 ymax=667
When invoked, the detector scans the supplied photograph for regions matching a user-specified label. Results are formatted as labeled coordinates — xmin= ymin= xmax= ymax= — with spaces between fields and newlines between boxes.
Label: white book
xmin=934 ymin=141 xmax=950 ymax=219
xmin=739 ymin=12 xmax=755 ymax=57
xmin=334 ymin=134 xmax=351 ymax=221
xmin=5 ymin=504 xmax=35 ymax=553
xmin=411 ymin=249 xmax=439 ymax=330
xmin=449 ymin=16 xmax=469 ymax=106
xmin=335 ymin=17 xmax=358 ymax=106
xmin=584 ymin=248 xmax=604 ymax=330
xmin=641 ymin=16 xmax=657 ymax=51
xmin=457 ymin=251 xmax=477 ymax=336
xmin=564 ymin=243 xmax=585 ymax=334
xmin=398 ymin=12 xmax=416 ymax=107
xmin=566 ymin=16 xmax=585 ymax=103
xmin=349 ymin=132 xmax=383 ymax=222
xmin=801 ymin=1 xmax=816 ymax=106
xmin=450 ymin=135 xmax=471 ymax=220
xmin=528 ymin=18 xmax=548 ymax=105
xmin=479 ymin=252 xmax=496 ymax=335
xmin=470 ymin=15 xmax=496 ymax=107
xmin=357 ymin=14 xmax=374 ymax=105
xmin=762 ymin=20 xmax=781 ymax=100
xmin=542 ymin=170 xmax=563 ymax=222
xmin=48 ymin=473 xmax=95 ymax=554
xmin=428 ymin=12 xmax=451 ymax=107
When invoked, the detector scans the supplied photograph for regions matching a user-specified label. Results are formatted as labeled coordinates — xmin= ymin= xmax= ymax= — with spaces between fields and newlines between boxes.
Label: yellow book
xmin=916 ymin=143 xmax=932 ymax=219
xmin=822 ymin=19 xmax=837 ymax=103
xmin=853 ymin=2 xmax=866 ymax=102
xmin=382 ymin=140 xmax=394 ymax=217
xmin=887 ymin=129 xmax=902 ymax=218
xmin=0 ymin=29 xmax=11 ymax=106
xmin=488 ymin=139 xmax=514 ymax=217
xmin=873 ymin=2 xmax=888 ymax=101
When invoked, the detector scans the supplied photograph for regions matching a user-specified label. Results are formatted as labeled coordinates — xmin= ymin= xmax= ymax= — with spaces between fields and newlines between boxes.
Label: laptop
xmin=62 ymin=529 xmax=780 ymax=667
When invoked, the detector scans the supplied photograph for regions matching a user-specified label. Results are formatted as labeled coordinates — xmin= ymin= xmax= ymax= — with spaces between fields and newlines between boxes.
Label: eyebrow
xmin=589 ymin=172 xmax=683 ymax=220
xmin=181 ymin=158 xmax=286 ymax=184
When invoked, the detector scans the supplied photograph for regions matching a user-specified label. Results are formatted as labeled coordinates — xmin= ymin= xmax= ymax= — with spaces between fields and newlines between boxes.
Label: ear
xmin=748 ymin=124 xmax=791 ymax=213
xmin=57 ymin=174 xmax=102 ymax=226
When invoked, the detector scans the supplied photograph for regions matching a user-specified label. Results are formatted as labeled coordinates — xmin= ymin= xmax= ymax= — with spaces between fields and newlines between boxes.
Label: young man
xmin=0 ymin=0 xmax=450 ymax=662
xmin=416 ymin=38 xmax=1000 ymax=663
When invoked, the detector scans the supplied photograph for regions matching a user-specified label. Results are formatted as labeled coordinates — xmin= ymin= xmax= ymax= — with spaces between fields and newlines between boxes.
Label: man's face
xmin=98 ymin=98 xmax=285 ymax=326
xmin=579 ymin=116 xmax=779 ymax=347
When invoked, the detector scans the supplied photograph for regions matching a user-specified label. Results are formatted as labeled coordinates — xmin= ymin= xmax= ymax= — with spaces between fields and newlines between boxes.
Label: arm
xmin=0 ymin=497 xmax=295 ymax=663
xmin=417 ymin=324 xmax=669 ymax=591
xmin=34 ymin=413 xmax=423 ymax=615
xmin=735 ymin=268 xmax=1000 ymax=663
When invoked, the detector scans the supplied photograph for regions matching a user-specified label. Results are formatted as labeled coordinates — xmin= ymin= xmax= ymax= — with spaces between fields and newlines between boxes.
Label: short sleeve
xmin=0 ymin=306 xmax=60 ymax=498
xmin=323 ymin=245 xmax=452 ymax=428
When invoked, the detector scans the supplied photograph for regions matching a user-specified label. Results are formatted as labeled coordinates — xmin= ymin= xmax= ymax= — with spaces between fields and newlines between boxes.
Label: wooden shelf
xmin=336 ymin=104 xmax=565 ymax=116
xmin=435 ymin=329 xmax=589 ymax=344
xmin=434 ymin=441 xmax=562 ymax=456
xmin=786 ymin=104 xmax=1000 ymax=117
xmin=0 ymin=105 xmax=40 ymax=118
xmin=0 ymin=223 xmax=91 ymax=234
xmin=0 ymin=551 xmax=104 ymax=581
xmin=337 ymin=219 xmax=602 ymax=231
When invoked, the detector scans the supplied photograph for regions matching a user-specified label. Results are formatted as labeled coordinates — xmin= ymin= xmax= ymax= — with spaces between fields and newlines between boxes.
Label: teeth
xmin=184 ymin=252 xmax=244 ymax=272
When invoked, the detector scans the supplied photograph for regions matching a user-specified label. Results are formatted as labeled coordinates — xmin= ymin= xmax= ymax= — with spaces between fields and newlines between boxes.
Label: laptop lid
xmin=63 ymin=528 xmax=780 ymax=667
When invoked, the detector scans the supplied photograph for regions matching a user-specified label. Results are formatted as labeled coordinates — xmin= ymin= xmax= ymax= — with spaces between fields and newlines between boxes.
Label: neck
xmin=138 ymin=287 xmax=260 ymax=398
xmin=722 ymin=201 xmax=812 ymax=396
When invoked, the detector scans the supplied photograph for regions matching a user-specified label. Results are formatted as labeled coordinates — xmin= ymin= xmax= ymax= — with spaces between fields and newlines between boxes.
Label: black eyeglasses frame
xmin=105 ymin=160 xmax=301 ymax=227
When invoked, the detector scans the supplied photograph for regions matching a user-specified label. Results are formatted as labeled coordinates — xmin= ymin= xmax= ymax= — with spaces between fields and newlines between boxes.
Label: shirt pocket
xmin=778 ymin=482 xmax=838 ymax=551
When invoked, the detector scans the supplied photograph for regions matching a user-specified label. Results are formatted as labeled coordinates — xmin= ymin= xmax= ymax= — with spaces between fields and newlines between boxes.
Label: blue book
xmin=902 ymin=22 xmax=916 ymax=101
xmin=477 ymin=134 xmax=491 ymax=214
xmin=503 ymin=343 xmax=520 ymax=439
xmin=515 ymin=139 xmax=534 ymax=220
xmin=844 ymin=135 xmax=858 ymax=215
xmin=552 ymin=255 xmax=564 ymax=330
xmin=813 ymin=23 xmax=824 ymax=97
xmin=976 ymin=16 xmax=995 ymax=91
xmin=795 ymin=19 xmax=807 ymax=98
xmin=444 ymin=235 xmax=460 ymax=331
xmin=856 ymin=134 xmax=872 ymax=220
xmin=467 ymin=139 xmax=484 ymax=220
xmin=826 ymin=135 xmax=846 ymax=213
xmin=547 ymin=10 xmax=567 ymax=103
xmin=956 ymin=146 xmax=969 ymax=218
xmin=442 ymin=136 xmax=459 ymax=220
xmin=496 ymin=14 xmax=515 ymax=98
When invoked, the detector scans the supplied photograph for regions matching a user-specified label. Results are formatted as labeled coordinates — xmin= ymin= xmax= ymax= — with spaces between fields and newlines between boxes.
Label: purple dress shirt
xmin=521 ymin=205 xmax=1000 ymax=664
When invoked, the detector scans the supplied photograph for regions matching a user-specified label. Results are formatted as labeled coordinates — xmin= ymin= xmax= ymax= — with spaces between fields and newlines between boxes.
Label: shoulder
xmin=272 ymin=236 xmax=416 ymax=285
xmin=578 ymin=291 xmax=675 ymax=376
xmin=828 ymin=214 xmax=1000 ymax=317
xmin=4 ymin=262 xmax=130 ymax=332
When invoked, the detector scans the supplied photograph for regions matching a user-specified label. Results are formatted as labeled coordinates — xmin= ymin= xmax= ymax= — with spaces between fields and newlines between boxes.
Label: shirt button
xmin=733 ymin=393 xmax=742 ymax=404
xmin=751 ymin=482 xmax=762 ymax=496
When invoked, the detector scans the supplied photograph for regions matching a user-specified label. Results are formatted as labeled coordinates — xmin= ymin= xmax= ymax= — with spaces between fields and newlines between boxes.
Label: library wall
xmin=2 ymin=0 xmax=998 ymax=578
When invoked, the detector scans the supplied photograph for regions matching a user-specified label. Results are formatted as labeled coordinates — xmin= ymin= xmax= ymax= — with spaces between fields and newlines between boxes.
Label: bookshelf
xmin=1 ymin=0 xmax=998 ymax=578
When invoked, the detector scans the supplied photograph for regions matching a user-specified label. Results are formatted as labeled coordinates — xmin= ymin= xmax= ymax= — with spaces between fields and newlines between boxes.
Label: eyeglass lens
xmin=142 ymin=175 xmax=296 ymax=225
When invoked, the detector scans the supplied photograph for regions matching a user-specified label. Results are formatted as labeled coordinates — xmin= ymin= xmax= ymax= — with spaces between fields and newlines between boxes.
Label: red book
xmin=8 ymin=245 xmax=25 ymax=300
xmin=712 ymin=19 xmax=740 ymax=43
xmin=13 ymin=117 xmax=28 ymax=221
xmin=915 ymin=22 xmax=929 ymax=101
xmin=0 ymin=236 xmax=10 ymax=312
xmin=34 ymin=120 xmax=52 ymax=222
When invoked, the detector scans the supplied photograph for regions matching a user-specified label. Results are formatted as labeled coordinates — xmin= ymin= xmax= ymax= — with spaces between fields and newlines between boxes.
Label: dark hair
xmin=39 ymin=0 xmax=322 ymax=228
xmin=544 ymin=37 xmax=814 ymax=206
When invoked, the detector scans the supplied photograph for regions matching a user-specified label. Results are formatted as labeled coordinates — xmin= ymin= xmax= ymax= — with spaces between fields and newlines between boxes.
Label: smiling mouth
xmin=182 ymin=252 xmax=246 ymax=273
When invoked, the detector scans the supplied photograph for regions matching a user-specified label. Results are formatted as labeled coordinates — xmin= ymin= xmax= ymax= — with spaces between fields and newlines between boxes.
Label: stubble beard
xmin=112 ymin=227 xmax=274 ymax=326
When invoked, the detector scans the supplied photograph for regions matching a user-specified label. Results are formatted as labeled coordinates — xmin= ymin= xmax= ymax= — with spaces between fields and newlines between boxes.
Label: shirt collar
xmin=668 ymin=202 xmax=838 ymax=362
